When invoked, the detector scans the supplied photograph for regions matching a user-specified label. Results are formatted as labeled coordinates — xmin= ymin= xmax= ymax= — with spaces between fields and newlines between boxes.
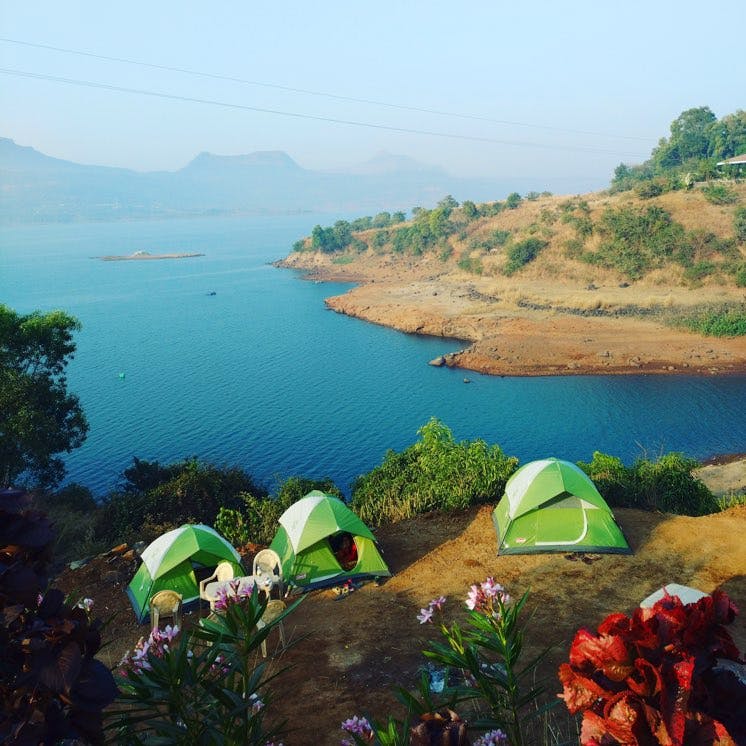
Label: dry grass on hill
xmin=55 ymin=502 xmax=746 ymax=745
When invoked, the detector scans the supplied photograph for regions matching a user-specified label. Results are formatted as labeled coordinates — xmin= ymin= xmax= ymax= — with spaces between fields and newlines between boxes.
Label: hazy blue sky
xmin=1 ymin=1 xmax=744 ymax=191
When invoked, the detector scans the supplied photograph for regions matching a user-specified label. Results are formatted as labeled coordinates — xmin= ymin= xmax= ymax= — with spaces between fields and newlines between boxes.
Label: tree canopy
xmin=611 ymin=107 xmax=746 ymax=191
xmin=0 ymin=305 xmax=88 ymax=488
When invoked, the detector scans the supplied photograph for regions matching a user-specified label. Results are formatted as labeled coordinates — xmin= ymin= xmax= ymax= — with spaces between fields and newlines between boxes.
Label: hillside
xmin=55 ymin=502 xmax=746 ymax=744
xmin=280 ymin=183 xmax=746 ymax=376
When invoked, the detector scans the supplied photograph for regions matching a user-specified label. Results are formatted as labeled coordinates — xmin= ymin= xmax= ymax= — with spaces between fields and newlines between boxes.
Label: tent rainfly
xmin=269 ymin=490 xmax=391 ymax=591
xmin=127 ymin=524 xmax=243 ymax=623
xmin=492 ymin=458 xmax=631 ymax=555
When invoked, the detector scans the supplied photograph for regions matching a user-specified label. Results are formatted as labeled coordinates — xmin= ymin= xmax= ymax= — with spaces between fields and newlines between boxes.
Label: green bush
xmin=491 ymin=229 xmax=511 ymax=246
xmin=578 ymin=451 xmax=719 ymax=515
xmin=735 ymin=263 xmax=746 ymax=287
xmin=505 ymin=192 xmax=523 ymax=210
xmin=352 ymin=419 xmax=518 ymax=526
xmin=672 ymin=306 xmax=746 ymax=337
xmin=735 ymin=207 xmax=746 ymax=242
xmin=457 ymin=255 xmax=484 ymax=275
xmin=683 ymin=260 xmax=716 ymax=282
xmin=702 ymin=183 xmax=738 ymax=205
xmin=585 ymin=205 xmax=687 ymax=279
xmin=97 ymin=458 xmax=266 ymax=543
xmin=216 ymin=476 xmax=342 ymax=546
xmin=504 ymin=238 xmax=547 ymax=275
xmin=635 ymin=180 xmax=665 ymax=199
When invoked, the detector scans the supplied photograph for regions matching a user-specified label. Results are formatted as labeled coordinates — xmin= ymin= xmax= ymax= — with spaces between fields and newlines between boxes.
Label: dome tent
xmin=126 ymin=524 xmax=243 ymax=622
xmin=492 ymin=458 xmax=630 ymax=555
xmin=269 ymin=491 xmax=391 ymax=591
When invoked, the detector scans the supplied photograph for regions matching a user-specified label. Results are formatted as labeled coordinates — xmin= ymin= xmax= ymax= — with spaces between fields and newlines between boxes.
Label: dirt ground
xmin=55 ymin=501 xmax=746 ymax=745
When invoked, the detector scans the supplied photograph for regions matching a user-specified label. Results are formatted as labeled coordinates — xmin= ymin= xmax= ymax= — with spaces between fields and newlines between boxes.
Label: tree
xmin=0 ymin=305 xmax=88 ymax=488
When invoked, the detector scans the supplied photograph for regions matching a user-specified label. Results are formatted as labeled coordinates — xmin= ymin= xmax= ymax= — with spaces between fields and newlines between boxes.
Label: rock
xmin=463 ymin=378 xmax=471 ymax=384
xmin=133 ymin=541 xmax=146 ymax=555
xmin=429 ymin=356 xmax=446 ymax=367
xmin=68 ymin=558 xmax=90 ymax=571
xmin=619 ymin=282 xmax=630 ymax=288
xmin=121 ymin=549 xmax=136 ymax=561
xmin=586 ymin=283 xmax=597 ymax=290
xmin=598 ymin=351 xmax=611 ymax=358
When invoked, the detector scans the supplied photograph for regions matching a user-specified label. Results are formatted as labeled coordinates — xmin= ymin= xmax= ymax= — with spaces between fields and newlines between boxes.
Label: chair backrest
xmin=149 ymin=590 xmax=183 ymax=630
xmin=253 ymin=548 xmax=281 ymax=577
xmin=215 ymin=561 xmax=235 ymax=583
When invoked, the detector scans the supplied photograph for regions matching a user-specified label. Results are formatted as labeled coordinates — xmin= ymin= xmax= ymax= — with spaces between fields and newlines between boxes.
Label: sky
xmin=1 ymin=1 xmax=744 ymax=191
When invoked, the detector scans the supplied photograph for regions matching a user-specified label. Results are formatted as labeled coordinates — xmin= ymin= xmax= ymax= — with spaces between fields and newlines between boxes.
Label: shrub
xmin=216 ymin=476 xmax=342 ymax=547
xmin=98 ymin=458 xmax=266 ymax=543
xmin=503 ymin=238 xmax=547 ymax=275
xmin=457 ymin=255 xmax=484 ymax=275
xmin=558 ymin=590 xmax=744 ymax=744
xmin=735 ymin=207 xmax=746 ymax=242
xmin=702 ymin=183 xmax=738 ymax=205
xmin=1 ymin=491 xmax=118 ymax=743
xmin=735 ymin=263 xmax=746 ymax=287
xmin=352 ymin=419 xmax=518 ymax=526
xmin=577 ymin=451 xmax=719 ymax=515
xmin=505 ymin=192 xmax=523 ymax=210
xmin=585 ymin=205 xmax=687 ymax=279
xmin=635 ymin=179 xmax=665 ymax=198
xmin=564 ymin=237 xmax=586 ymax=259
xmin=112 ymin=585 xmax=298 ymax=743
xmin=672 ymin=305 xmax=746 ymax=337
xmin=683 ymin=260 xmax=716 ymax=282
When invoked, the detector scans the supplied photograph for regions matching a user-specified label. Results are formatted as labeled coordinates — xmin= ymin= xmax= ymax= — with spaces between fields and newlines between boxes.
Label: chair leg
xmin=277 ymin=622 xmax=285 ymax=648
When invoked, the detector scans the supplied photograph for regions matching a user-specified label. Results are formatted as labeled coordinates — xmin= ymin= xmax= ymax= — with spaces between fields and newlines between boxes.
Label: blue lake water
xmin=2 ymin=215 xmax=745 ymax=497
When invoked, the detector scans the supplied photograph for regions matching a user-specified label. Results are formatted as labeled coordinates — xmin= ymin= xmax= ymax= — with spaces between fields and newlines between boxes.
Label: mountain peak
xmin=183 ymin=150 xmax=301 ymax=172
xmin=345 ymin=151 xmax=448 ymax=176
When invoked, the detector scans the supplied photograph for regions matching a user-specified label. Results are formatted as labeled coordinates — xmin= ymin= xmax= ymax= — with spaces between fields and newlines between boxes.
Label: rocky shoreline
xmin=277 ymin=254 xmax=746 ymax=378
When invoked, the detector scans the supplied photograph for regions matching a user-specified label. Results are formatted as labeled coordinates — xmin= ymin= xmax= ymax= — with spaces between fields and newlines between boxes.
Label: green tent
xmin=269 ymin=491 xmax=391 ymax=591
xmin=492 ymin=458 xmax=631 ymax=555
xmin=127 ymin=524 xmax=243 ymax=622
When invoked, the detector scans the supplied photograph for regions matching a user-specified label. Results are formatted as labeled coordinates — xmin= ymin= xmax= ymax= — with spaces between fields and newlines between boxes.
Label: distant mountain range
xmin=0 ymin=138 xmax=552 ymax=224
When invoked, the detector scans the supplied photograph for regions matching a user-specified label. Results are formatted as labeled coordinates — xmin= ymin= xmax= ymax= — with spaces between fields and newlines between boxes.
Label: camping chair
xmin=149 ymin=590 xmax=183 ymax=631
xmin=252 ymin=548 xmax=284 ymax=597
xmin=199 ymin=561 xmax=236 ymax=610
xmin=256 ymin=599 xmax=286 ymax=657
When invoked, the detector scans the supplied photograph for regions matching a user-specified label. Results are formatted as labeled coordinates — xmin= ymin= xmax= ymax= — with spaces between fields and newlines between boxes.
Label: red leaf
xmin=573 ymin=632 xmax=634 ymax=682
xmin=558 ymin=663 xmax=610 ymax=714
xmin=659 ymin=658 xmax=694 ymax=746
xmin=580 ymin=710 xmax=610 ymax=745
xmin=598 ymin=612 xmax=630 ymax=636
xmin=603 ymin=692 xmax=650 ymax=745
xmin=627 ymin=657 xmax=663 ymax=699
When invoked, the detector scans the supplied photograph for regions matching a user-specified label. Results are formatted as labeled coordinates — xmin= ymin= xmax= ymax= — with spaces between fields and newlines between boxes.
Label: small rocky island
xmin=97 ymin=250 xmax=205 ymax=261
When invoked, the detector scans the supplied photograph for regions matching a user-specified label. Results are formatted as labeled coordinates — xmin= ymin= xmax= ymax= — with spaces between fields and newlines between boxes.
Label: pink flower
xmin=417 ymin=606 xmax=435 ymax=624
xmin=473 ymin=729 xmax=509 ymax=746
xmin=341 ymin=715 xmax=373 ymax=741
xmin=430 ymin=595 xmax=446 ymax=611
xmin=466 ymin=578 xmax=511 ymax=615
